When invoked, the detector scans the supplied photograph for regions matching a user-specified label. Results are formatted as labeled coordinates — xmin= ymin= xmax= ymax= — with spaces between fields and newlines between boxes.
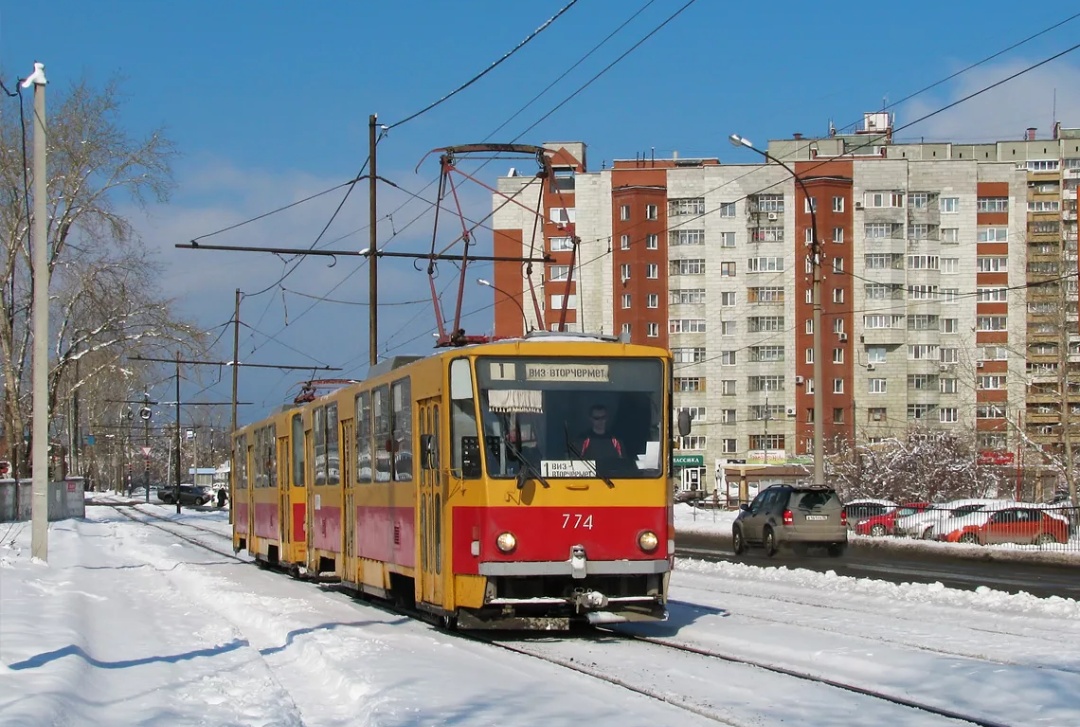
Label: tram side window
xmin=253 ymin=428 xmax=266 ymax=488
xmin=392 ymin=378 xmax=413 ymax=481
xmin=373 ymin=386 xmax=391 ymax=482
xmin=234 ymin=435 xmax=247 ymax=490
xmin=265 ymin=425 xmax=277 ymax=489
xmin=313 ymin=406 xmax=326 ymax=486
xmin=356 ymin=391 xmax=373 ymax=484
xmin=450 ymin=358 xmax=481 ymax=478
xmin=291 ymin=414 xmax=305 ymax=487
xmin=325 ymin=403 xmax=339 ymax=486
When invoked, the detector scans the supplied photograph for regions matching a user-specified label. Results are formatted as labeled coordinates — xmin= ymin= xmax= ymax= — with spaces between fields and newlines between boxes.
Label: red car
xmin=943 ymin=507 xmax=1069 ymax=546
xmin=855 ymin=502 xmax=930 ymax=537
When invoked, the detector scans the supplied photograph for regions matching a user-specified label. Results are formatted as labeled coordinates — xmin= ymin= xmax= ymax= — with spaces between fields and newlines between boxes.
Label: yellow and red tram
xmin=232 ymin=332 xmax=679 ymax=629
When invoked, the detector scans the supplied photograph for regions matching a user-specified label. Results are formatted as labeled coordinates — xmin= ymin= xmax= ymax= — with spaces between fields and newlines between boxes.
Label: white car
xmin=894 ymin=498 xmax=1009 ymax=539
xmin=931 ymin=500 xmax=1015 ymax=541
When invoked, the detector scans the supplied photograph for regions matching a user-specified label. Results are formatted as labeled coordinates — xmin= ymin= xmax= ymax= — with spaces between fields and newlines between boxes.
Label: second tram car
xmin=232 ymin=332 xmax=680 ymax=629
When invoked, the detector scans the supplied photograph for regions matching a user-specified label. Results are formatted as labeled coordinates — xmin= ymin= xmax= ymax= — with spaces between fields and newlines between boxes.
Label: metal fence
xmin=854 ymin=502 xmax=1080 ymax=552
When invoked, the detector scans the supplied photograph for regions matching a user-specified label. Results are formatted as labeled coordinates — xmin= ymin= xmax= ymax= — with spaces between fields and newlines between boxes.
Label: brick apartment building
xmin=490 ymin=117 xmax=1080 ymax=489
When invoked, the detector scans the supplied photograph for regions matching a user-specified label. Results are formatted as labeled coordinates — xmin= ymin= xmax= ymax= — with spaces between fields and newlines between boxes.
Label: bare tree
xmin=827 ymin=425 xmax=1010 ymax=503
xmin=1 ymin=75 xmax=204 ymax=479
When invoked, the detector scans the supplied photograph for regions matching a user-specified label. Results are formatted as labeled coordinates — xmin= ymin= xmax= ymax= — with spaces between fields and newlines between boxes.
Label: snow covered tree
xmin=0 ymin=75 xmax=204 ymax=479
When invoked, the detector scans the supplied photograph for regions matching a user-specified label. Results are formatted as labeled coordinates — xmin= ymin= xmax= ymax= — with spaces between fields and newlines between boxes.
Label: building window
xmin=868 ymin=407 xmax=886 ymax=422
xmin=805 ymin=197 xmax=818 ymax=213
xmin=977 ymin=227 xmax=1008 ymax=242
xmin=939 ymin=407 xmax=958 ymax=423
xmin=549 ymin=265 xmax=570 ymax=281
xmin=833 ymin=378 xmax=844 ymax=394
xmin=720 ymin=351 xmax=737 ymax=366
xmin=976 ymin=197 xmax=1008 ymax=213
xmin=832 ymin=257 xmax=844 ymax=273
xmin=721 ymin=438 xmax=737 ymax=454
xmin=679 ymin=435 xmax=707 ymax=450
xmin=645 ymin=233 xmax=658 ymax=250
xmin=941 ymin=318 xmax=958 ymax=333
xmin=908 ymin=404 xmax=935 ymax=420
xmin=976 ymin=316 xmax=1007 ymax=332
xmin=671 ymin=259 xmax=706 ymax=276
xmin=749 ymin=286 xmax=785 ymax=303
xmin=619 ymin=263 xmax=631 ymax=281
xmin=941 ymin=227 xmax=959 ymax=242
xmin=833 ymin=227 xmax=844 ymax=243
xmin=646 ymin=322 xmax=659 ymax=338
xmin=721 ymin=321 xmax=736 ymax=336
xmin=668 ymin=198 xmax=705 ymax=216
xmin=832 ymin=196 xmax=844 ymax=212
xmin=941 ymin=258 xmax=958 ymax=274
xmin=620 ymin=234 xmax=630 ymax=250
xmin=940 ymin=378 xmax=957 ymax=394
xmin=621 ymin=322 xmax=631 ymax=335
xmin=939 ymin=197 xmax=959 ymax=213
xmin=832 ymin=288 xmax=844 ymax=303
xmin=720 ymin=292 xmax=736 ymax=307
xmin=868 ymin=378 xmax=887 ymax=394
xmin=670 ymin=229 xmax=705 ymax=246
xmin=865 ymin=191 xmax=904 ymax=208
xmin=977 ymin=287 xmax=1008 ymax=302
xmin=669 ymin=318 xmax=706 ymax=333
xmin=550 ymin=236 xmax=574 ymax=251
xmin=976 ymin=256 xmax=1007 ymax=273
xmin=747 ymin=257 xmax=783 ymax=272
xmin=645 ymin=203 xmax=658 ymax=220
xmin=908 ymin=192 xmax=930 ymax=208
xmin=620 ymin=204 xmax=630 ymax=221
xmin=646 ymin=293 xmax=659 ymax=308
xmin=805 ymin=347 xmax=814 ymax=364
xmin=719 ymin=409 xmax=736 ymax=424
xmin=672 ymin=347 xmax=706 ymax=363
xmin=719 ymin=202 xmax=736 ymax=217
xmin=832 ymin=348 xmax=844 ymax=364
xmin=719 ymin=231 xmax=736 ymax=248
xmin=867 ymin=347 xmax=886 ymax=364
xmin=646 ymin=263 xmax=659 ymax=279
xmin=721 ymin=380 xmax=737 ymax=396
xmin=670 ymin=288 xmax=705 ymax=305
xmin=748 ymin=316 xmax=785 ymax=333
xmin=621 ymin=293 xmax=631 ymax=309
xmin=719 ymin=262 xmax=737 ymax=277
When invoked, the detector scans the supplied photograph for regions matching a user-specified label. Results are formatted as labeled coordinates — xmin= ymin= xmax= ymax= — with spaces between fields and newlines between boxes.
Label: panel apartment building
xmin=489 ymin=118 xmax=1080 ymax=485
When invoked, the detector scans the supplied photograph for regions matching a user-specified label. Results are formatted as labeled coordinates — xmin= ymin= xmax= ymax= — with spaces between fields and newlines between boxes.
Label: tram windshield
xmin=476 ymin=357 xmax=665 ymax=480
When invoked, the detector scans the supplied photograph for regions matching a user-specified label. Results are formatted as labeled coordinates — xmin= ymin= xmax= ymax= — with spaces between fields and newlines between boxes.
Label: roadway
xmin=676 ymin=531 xmax=1080 ymax=601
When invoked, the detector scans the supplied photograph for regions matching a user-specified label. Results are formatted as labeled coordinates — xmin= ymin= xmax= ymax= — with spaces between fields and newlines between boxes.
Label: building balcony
xmin=1025 ymin=411 xmax=1060 ymax=426
xmin=1064 ymin=188 xmax=1078 ymax=201
xmin=860 ymin=328 xmax=907 ymax=346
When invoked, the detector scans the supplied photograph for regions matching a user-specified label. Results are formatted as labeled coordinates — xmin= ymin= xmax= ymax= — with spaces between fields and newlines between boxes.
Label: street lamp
xmin=477 ymin=278 xmax=528 ymax=334
xmin=730 ymin=133 xmax=824 ymax=486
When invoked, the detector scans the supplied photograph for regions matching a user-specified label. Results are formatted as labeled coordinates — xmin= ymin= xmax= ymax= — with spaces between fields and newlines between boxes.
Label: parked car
xmin=733 ymin=484 xmax=848 ymax=557
xmin=157 ymin=484 xmax=212 ymax=506
xmin=942 ymin=506 xmax=1069 ymax=546
xmin=894 ymin=498 xmax=1009 ymax=539
xmin=855 ymin=502 xmax=930 ymax=537
xmin=843 ymin=499 xmax=898 ymax=529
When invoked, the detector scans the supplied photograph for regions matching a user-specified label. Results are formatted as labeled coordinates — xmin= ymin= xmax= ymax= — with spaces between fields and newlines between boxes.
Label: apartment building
xmin=489 ymin=120 xmax=1080 ymax=483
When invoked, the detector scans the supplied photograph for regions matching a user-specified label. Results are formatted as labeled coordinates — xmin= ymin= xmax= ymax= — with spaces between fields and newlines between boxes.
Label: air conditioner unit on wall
xmin=786 ymin=407 xmax=796 ymax=416
xmin=855 ymin=201 xmax=864 ymax=210
xmin=976 ymin=361 xmax=985 ymax=368
xmin=866 ymin=363 xmax=875 ymax=371
xmin=838 ymin=332 xmax=848 ymax=342
xmin=767 ymin=212 xmax=778 ymax=221
xmin=795 ymin=375 xmax=805 ymax=384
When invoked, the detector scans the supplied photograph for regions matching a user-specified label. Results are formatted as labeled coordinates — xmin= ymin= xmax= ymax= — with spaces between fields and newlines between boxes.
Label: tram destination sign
xmin=525 ymin=363 xmax=609 ymax=382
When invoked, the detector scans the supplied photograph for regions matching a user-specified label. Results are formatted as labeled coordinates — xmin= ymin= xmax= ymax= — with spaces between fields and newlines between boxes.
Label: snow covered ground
xmin=1 ymin=501 xmax=1078 ymax=725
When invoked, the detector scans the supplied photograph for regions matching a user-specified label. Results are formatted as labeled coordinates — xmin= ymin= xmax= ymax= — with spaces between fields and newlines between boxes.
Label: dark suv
xmin=158 ymin=484 xmax=212 ymax=506
xmin=733 ymin=484 xmax=847 ymax=557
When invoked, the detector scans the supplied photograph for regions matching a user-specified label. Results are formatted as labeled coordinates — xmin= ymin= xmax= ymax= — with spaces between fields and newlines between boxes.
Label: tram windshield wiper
xmin=564 ymin=425 xmax=615 ymax=489
xmin=504 ymin=435 xmax=550 ymax=490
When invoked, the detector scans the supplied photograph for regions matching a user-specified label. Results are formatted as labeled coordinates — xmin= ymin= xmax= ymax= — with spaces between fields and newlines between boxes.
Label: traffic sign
xmin=141 ymin=446 xmax=152 ymax=457
xmin=673 ymin=454 xmax=704 ymax=467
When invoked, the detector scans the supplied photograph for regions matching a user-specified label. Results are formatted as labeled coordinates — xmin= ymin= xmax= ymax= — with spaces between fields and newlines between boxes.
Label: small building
xmin=187 ymin=467 xmax=216 ymax=488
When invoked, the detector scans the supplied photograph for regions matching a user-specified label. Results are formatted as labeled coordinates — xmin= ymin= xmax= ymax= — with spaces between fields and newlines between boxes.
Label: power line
xmin=386 ymin=0 xmax=580 ymax=130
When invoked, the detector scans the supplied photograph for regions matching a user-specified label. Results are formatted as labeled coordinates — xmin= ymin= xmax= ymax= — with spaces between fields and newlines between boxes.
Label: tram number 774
xmin=562 ymin=513 xmax=594 ymax=529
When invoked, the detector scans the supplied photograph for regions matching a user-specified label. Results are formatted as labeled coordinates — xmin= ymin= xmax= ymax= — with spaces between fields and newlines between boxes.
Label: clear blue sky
xmin=3 ymin=1 xmax=1079 ymax=425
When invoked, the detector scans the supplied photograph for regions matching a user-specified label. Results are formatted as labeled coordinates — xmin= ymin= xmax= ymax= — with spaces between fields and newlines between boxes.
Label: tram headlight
xmin=638 ymin=530 xmax=659 ymax=552
xmin=495 ymin=532 xmax=517 ymax=553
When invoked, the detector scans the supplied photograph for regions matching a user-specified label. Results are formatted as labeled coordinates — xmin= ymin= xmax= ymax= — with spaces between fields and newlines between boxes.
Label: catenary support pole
xmin=26 ymin=63 xmax=49 ymax=561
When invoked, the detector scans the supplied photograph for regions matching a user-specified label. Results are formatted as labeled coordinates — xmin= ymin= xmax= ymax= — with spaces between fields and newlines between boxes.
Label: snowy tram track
xmin=474 ymin=629 xmax=1004 ymax=727
xmin=105 ymin=503 xmax=243 ymax=561
xmin=611 ymin=632 xmax=1009 ymax=727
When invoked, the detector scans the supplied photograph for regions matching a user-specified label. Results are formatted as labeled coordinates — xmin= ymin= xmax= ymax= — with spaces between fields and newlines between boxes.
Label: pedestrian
xmin=216 ymin=487 xmax=227 ymax=508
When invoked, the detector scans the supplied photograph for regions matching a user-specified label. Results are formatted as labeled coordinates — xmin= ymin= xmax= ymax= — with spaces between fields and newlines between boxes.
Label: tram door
xmin=341 ymin=418 xmax=355 ymax=560
xmin=277 ymin=433 xmax=291 ymax=546
xmin=417 ymin=397 xmax=443 ymax=607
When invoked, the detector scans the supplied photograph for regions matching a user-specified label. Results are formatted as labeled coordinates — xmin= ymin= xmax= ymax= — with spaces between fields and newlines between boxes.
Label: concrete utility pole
xmin=368 ymin=113 xmax=378 ymax=367
xmin=730 ymin=134 xmax=824 ymax=485
xmin=25 ymin=62 xmax=49 ymax=560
